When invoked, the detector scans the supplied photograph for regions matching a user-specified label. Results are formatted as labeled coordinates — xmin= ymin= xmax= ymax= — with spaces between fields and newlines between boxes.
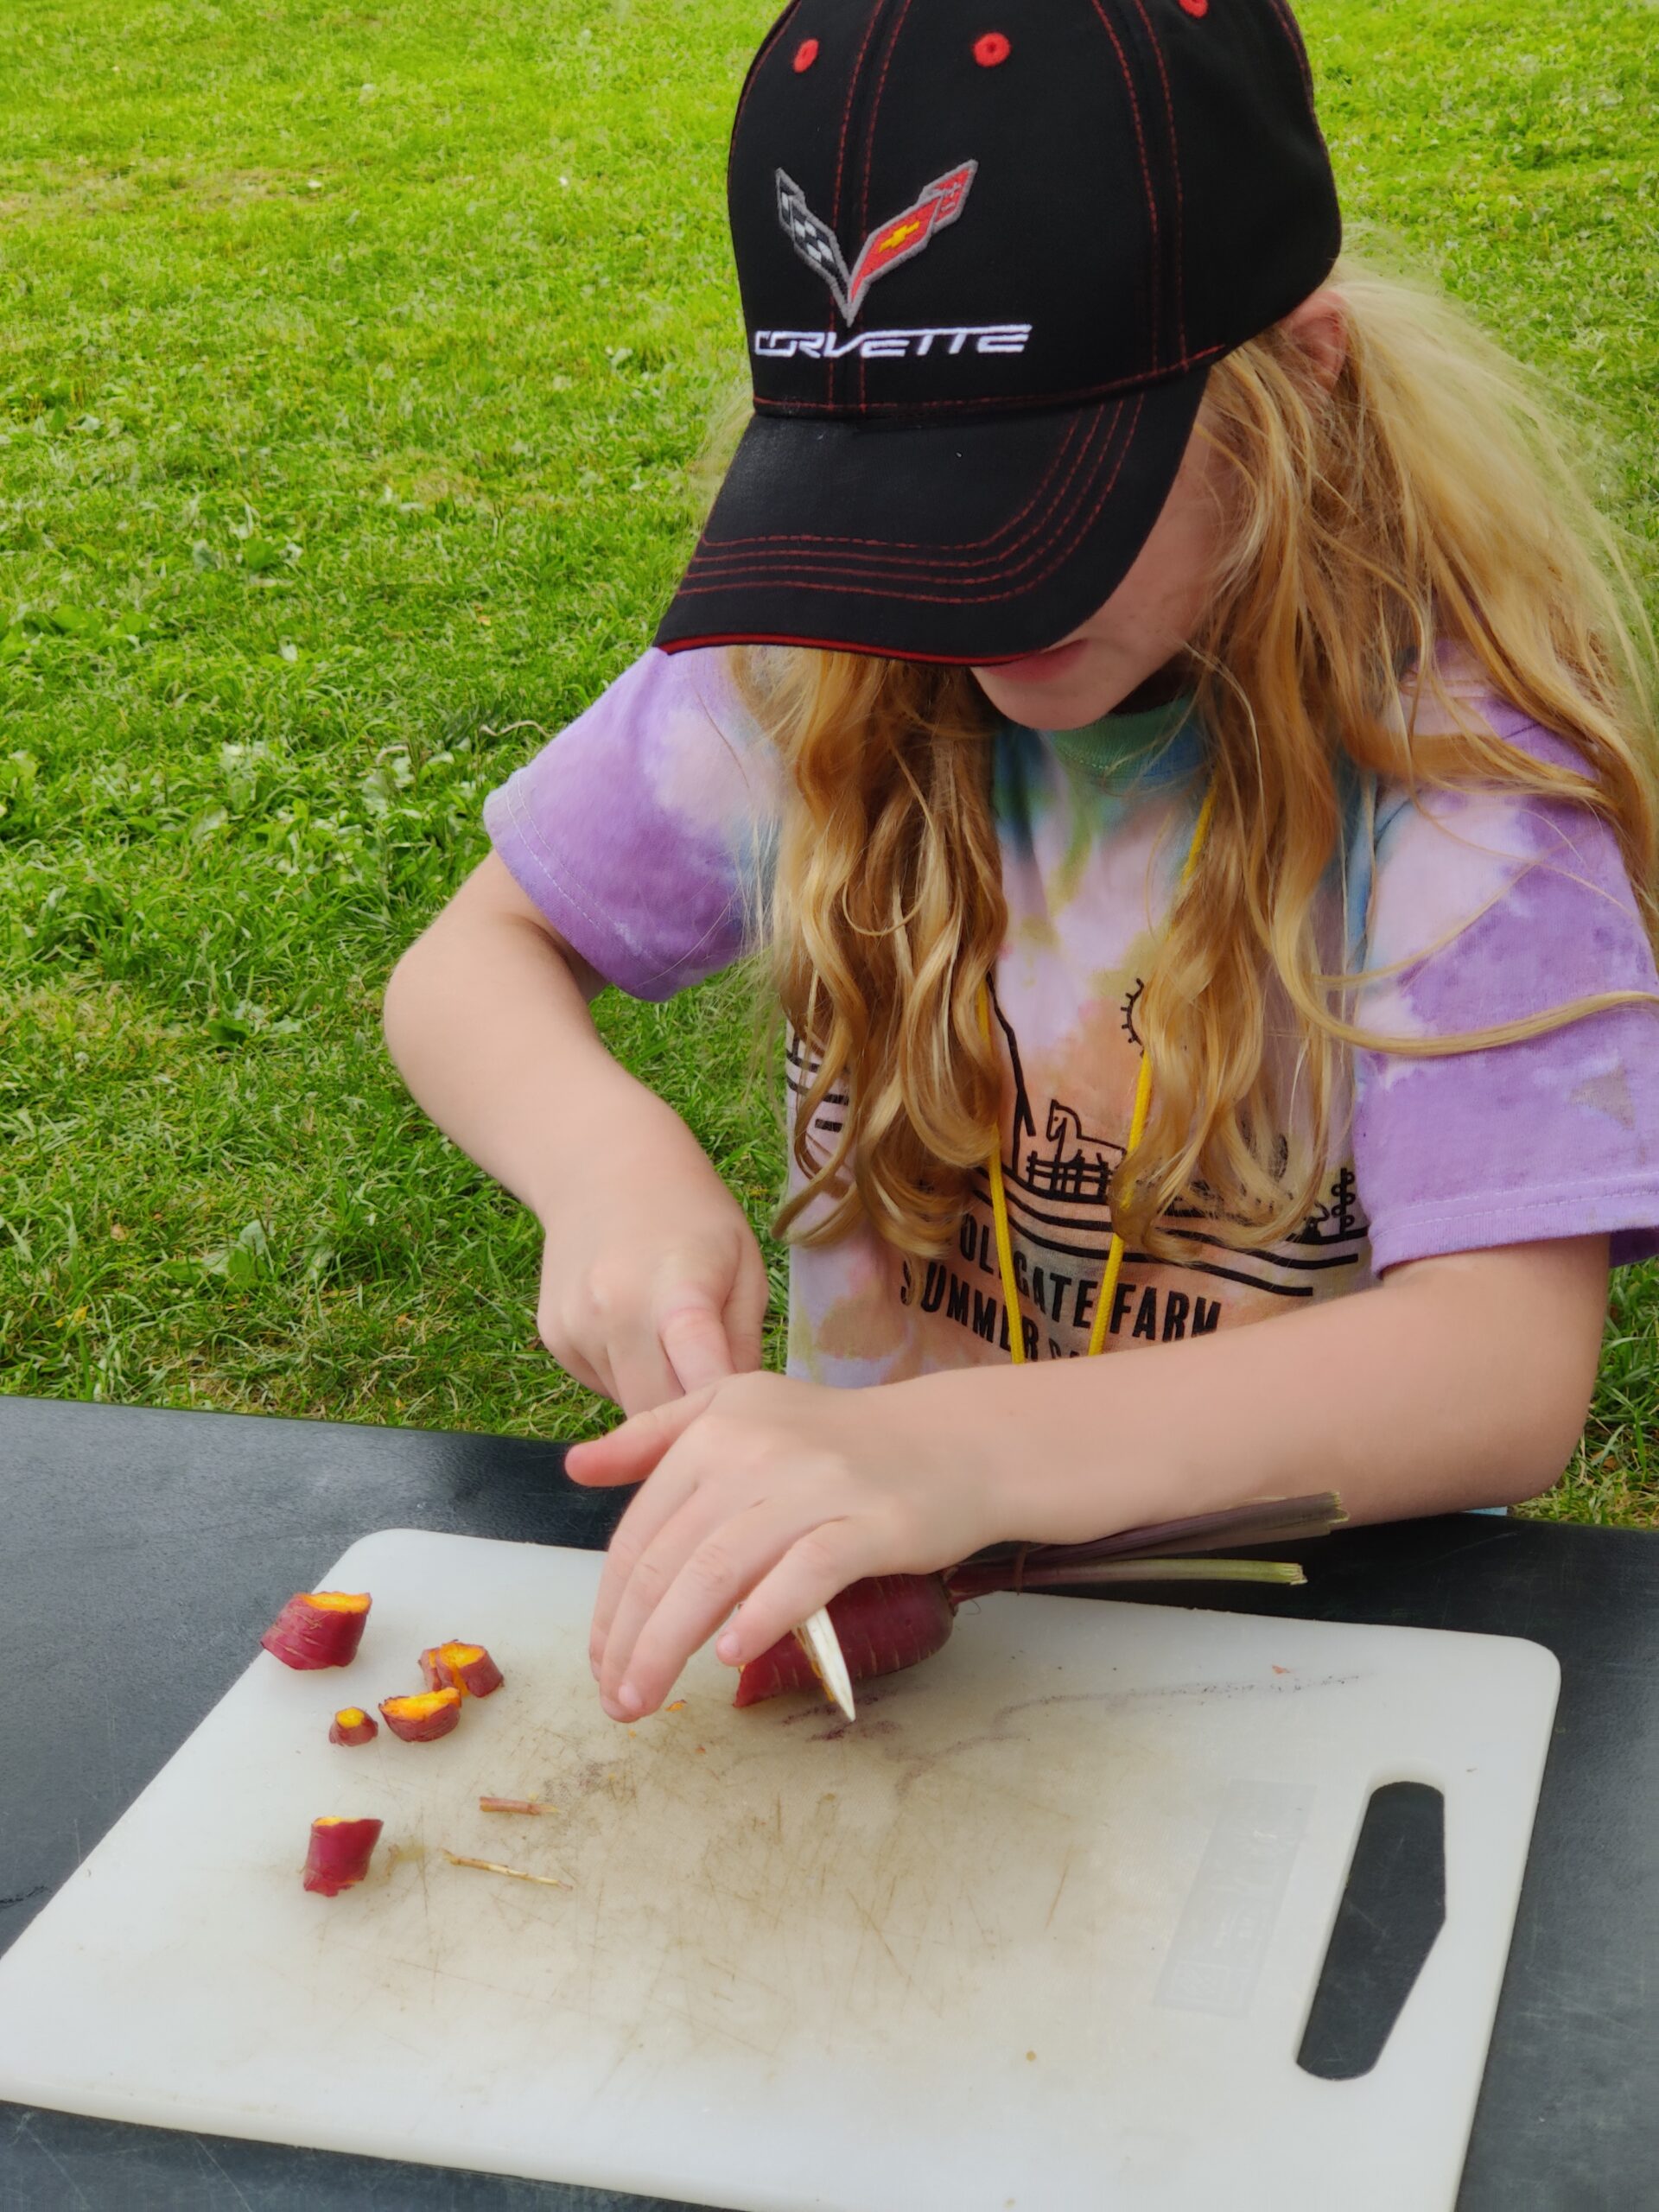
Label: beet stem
xmin=946 ymin=1493 xmax=1346 ymax=1601
xmin=1018 ymin=1556 xmax=1308 ymax=1589
xmin=1027 ymin=1492 xmax=1344 ymax=1569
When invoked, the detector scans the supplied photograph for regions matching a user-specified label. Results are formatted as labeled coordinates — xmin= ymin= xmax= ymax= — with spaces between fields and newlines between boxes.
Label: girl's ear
xmin=1278 ymin=288 xmax=1349 ymax=397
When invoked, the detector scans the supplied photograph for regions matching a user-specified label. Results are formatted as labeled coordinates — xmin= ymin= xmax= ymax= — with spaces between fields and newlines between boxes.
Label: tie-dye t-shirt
xmin=484 ymin=643 xmax=1659 ymax=1387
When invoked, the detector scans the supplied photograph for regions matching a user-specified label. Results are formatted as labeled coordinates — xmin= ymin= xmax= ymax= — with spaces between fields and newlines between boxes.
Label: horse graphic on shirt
xmin=976 ymin=975 xmax=1365 ymax=1309
xmin=1025 ymin=1099 xmax=1124 ymax=1206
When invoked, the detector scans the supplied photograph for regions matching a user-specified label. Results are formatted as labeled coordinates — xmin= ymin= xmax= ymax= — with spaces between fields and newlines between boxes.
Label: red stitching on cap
xmin=860 ymin=0 xmax=918 ymax=237
xmin=691 ymin=411 xmax=1117 ymax=574
xmin=733 ymin=6 xmax=803 ymax=140
xmin=1263 ymin=0 xmax=1318 ymax=106
xmin=694 ymin=411 xmax=1123 ymax=575
xmin=974 ymin=31 xmax=1011 ymax=65
xmin=1085 ymin=0 xmax=1161 ymax=365
xmin=675 ymin=398 xmax=1141 ymax=600
xmin=833 ymin=7 xmax=886 ymax=229
xmin=856 ymin=0 xmax=920 ymax=411
xmin=831 ymin=3 xmax=888 ymax=408
xmin=739 ymin=393 xmax=1132 ymax=593
xmin=670 ymin=416 xmax=1136 ymax=605
xmin=1128 ymin=0 xmax=1187 ymax=359
xmin=686 ymin=413 xmax=1095 ymax=556
xmin=679 ymin=447 xmax=1116 ymax=588
xmin=793 ymin=36 xmax=819 ymax=70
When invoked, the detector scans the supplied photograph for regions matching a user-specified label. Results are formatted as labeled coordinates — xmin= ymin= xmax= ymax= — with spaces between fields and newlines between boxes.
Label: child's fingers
xmin=609 ymin=1329 xmax=686 ymax=1417
xmin=722 ymin=1240 xmax=770 ymax=1375
xmin=594 ymin=1478 xmax=753 ymax=1700
xmin=535 ymin=1302 xmax=614 ymax=1401
xmin=601 ymin=1499 xmax=832 ymax=1716
xmin=658 ymin=1288 xmax=738 ymax=1394
xmin=713 ymin=1525 xmax=877 ymax=1674
xmin=552 ymin=1343 xmax=612 ymax=1402
xmin=565 ymin=1386 xmax=714 ymax=1489
xmin=585 ymin=1447 xmax=712 ymax=1669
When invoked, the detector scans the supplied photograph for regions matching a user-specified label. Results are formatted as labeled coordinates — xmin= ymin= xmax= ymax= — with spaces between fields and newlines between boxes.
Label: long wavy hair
xmin=723 ymin=248 xmax=1659 ymax=1260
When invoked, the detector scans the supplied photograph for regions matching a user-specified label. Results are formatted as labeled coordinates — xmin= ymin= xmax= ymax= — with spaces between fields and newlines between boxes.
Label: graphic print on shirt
xmin=785 ymin=1030 xmax=849 ymax=1140
xmin=482 ymin=640 xmax=1659 ymax=1393
xmin=895 ymin=982 xmax=1372 ymax=1362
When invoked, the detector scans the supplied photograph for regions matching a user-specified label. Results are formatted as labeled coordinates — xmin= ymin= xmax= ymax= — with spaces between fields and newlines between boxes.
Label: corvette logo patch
xmin=776 ymin=162 xmax=976 ymax=324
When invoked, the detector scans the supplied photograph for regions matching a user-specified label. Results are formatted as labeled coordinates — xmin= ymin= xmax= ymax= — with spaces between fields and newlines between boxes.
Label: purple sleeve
xmin=1353 ymin=710 xmax=1659 ymax=1272
xmin=482 ymin=646 xmax=780 ymax=1001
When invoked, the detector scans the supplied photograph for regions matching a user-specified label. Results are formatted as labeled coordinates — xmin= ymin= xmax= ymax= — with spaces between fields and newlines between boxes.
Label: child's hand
xmin=564 ymin=1372 xmax=1016 ymax=1719
xmin=536 ymin=1084 xmax=770 ymax=1416
xmin=383 ymin=855 xmax=769 ymax=1420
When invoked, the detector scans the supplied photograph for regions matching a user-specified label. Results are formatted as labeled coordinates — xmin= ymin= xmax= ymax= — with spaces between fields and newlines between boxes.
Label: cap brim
xmin=654 ymin=365 xmax=1210 ymax=664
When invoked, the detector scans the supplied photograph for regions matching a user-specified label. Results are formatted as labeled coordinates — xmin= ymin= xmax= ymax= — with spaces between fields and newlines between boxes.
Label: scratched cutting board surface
xmin=0 ymin=1529 xmax=1558 ymax=2212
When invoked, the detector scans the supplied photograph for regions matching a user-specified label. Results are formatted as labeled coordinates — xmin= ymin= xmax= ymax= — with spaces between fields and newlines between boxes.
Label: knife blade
xmin=792 ymin=1605 xmax=856 ymax=1722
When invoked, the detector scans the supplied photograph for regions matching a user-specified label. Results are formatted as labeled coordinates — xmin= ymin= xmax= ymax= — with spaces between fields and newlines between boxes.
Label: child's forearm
xmin=567 ymin=1236 xmax=1608 ymax=1713
xmin=386 ymin=855 xmax=769 ymax=1407
xmin=906 ymin=1236 xmax=1611 ymax=1541
xmin=383 ymin=854 xmax=677 ymax=1218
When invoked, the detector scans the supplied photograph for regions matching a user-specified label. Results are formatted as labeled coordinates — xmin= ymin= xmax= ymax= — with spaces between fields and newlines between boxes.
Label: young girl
xmin=384 ymin=0 xmax=1659 ymax=1725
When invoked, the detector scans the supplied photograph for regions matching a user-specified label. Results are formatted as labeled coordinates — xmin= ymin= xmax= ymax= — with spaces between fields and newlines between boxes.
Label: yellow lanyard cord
xmin=978 ymin=983 xmax=1027 ymax=1357
xmin=980 ymin=781 xmax=1217 ymax=1366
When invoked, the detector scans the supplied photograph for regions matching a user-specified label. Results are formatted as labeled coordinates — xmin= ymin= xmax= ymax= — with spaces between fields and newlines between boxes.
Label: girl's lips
xmin=981 ymin=638 xmax=1089 ymax=686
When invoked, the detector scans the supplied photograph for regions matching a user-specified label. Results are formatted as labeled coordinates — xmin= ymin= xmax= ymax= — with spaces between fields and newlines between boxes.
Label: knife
xmin=792 ymin=1605 xmax=856 ymax=1722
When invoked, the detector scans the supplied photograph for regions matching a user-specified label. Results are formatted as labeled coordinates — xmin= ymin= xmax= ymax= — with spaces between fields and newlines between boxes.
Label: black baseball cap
xmin=654 ymin=0 xmax=1340 ymax=664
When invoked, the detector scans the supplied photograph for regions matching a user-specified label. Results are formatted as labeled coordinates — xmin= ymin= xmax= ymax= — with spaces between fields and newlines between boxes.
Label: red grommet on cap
xmin=1178 ymin=0 xmax=1208 ymax=16
xmin=793 ymin=36 xmax=819 ymax=71
xmin=973 ymin=31 xmax=1010 ymax=66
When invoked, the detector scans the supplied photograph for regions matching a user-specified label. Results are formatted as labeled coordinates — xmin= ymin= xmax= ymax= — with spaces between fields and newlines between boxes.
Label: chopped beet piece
xmin=261 ymin=1591 xmax=372 ymax=1671
xmin=419 ymin=1641 xmax=505 ymax=1699
xmin=302 ymin=1815 xmax=382 ymax=1896
xmin=379 ymin=1687 xmax=462 ymax=1742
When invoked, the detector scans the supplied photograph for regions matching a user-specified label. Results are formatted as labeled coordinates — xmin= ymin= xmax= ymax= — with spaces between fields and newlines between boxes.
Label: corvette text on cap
xmin=655 ymin=0 xmax=1341 ymax=664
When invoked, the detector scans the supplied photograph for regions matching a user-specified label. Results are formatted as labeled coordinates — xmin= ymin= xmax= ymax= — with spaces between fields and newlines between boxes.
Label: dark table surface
xmin=1 ymin=1392 xmax=1655 ymax=2212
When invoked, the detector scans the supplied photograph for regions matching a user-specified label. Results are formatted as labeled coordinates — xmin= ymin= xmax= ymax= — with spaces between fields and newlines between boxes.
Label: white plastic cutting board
xmin=0 ymin=1528 xmax=1557 ymax=2212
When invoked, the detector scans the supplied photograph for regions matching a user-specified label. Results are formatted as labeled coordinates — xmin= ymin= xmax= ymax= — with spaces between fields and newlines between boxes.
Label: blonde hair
xmin=728 ymin=248 xmax=1659 ymax=1259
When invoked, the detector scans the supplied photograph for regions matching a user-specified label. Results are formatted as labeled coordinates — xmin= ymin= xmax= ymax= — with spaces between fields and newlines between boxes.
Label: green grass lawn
xmin=1 ymin=0 xmax=1655 ymax=1520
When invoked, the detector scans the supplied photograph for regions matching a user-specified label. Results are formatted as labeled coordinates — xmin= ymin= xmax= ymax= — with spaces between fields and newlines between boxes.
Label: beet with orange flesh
xmin=302 ymin=1815 xmax=383 ymax=1896
xmin=328 ymin=1707 xmax=378 ymax=1747
xmin=419 ymin=1641 xmax=505 ymax=1699
xmin=379 ymin=1687 xmax=462 ymax=1742
xmin=261 ymin=1590 xmax=372 ymax=1671
xmin=733 ymin=1573 xmax=957 ymax=1707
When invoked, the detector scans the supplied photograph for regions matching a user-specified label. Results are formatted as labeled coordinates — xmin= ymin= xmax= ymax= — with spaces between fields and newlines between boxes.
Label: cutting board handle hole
xmin=1296 ymin=1781 xmax=1446 ymax=2081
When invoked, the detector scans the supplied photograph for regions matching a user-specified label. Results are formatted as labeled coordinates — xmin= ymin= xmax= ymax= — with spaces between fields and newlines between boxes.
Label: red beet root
xmin=328 ymin=1707 xmax=378 ymax=1747
xmin=379 ymin=1687 xmax=462 ymax=1742
xmin=261 ymin=1590 xmax=371 ymax=1671
xmin=729 ymin=1495 xmax=1351 ymax=1711
xmin=302 ymin=1815 xmax=383 ymax=1896
xmin=419 ymin=1641 xmax=505 ymax=1699
xmin=734 ymin=1574 xmax=957 ymax=1707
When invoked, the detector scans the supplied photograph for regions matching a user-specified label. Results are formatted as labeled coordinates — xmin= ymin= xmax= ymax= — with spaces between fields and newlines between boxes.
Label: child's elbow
xmin=380 ymin=935 xmax=418 ymax=1048
xmin=1501 ymin=1381 xmax=1599 ymax=1508
xmin=1485 ymin=1242 xmax=1609 ymax=1507
xmin=1395 ymin=1236 xmax=1609 ymax=1511
xmin=381 ymin=913 xmax=448 ymax=1070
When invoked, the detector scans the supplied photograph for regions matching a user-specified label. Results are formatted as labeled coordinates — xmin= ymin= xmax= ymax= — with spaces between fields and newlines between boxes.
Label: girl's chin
xmin=974 ymin=645 xmax=1123 ymax=729
xmin=976 ymin=638 xmax=1090 ymax=689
